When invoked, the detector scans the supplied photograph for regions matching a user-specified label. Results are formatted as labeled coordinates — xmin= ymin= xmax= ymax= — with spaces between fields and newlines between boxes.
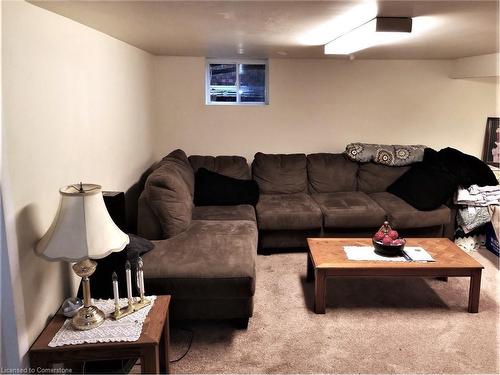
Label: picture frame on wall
xmin=482 ymin=117 xmax=499 ymax=167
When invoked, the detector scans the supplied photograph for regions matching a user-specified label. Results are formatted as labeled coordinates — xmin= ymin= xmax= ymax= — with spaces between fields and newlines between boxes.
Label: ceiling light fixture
xmin=297 ymin=2 xmax=378 ymax=46
xmin=324 ymin=17 xmax=412 ymax=55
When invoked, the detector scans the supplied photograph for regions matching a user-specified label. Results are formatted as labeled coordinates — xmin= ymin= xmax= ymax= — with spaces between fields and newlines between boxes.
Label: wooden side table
xmin=30 ymin=295 xmax=170 ymax=374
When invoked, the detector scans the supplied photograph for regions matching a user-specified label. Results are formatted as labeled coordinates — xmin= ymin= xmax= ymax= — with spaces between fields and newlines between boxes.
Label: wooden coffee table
xmin=30 ymin=295 xmax=170 ymax=374
xmin=307 ymin=238 xmax=483 ymax=314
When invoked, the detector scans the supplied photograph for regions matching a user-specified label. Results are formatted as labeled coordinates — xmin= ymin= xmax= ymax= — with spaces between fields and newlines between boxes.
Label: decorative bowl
xmin=372 ymin=238 xmax=406 ymax=256
xmin=62 ymin=297 xmax=83 ymax=317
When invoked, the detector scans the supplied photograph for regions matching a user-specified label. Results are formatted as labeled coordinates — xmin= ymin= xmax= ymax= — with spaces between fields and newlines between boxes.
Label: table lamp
xmin=36 ymin=183 xmax=129 ymax=330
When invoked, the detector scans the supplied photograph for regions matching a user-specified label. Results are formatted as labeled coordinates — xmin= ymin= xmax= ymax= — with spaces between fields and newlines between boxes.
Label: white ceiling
xmin=30 ymin=0 xmax=499 ymax=59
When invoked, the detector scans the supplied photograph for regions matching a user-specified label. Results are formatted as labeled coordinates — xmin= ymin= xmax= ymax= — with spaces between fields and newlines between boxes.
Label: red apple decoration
xmin=382 ymin=235 xmax=392 ymax=245
xmin=374 ymin=231 xmax=385 ymax=241
xmin=372 ymin=221 xmax=405 ymax=247
xmin=388 ymin=230 xmax=399 ymax=240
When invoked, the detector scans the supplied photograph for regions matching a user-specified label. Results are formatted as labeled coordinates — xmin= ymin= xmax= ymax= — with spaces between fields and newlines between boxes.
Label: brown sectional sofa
xmin=138 ymin=150 xmax=256 ymax=327
xmin=255 ymin=152 xmax=452 ymax=250
xmin=137 ymin=149 xmax=453 ymax=325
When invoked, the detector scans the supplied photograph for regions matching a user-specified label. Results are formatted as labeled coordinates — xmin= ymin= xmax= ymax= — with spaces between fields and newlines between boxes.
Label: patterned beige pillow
xmin=345 ymin=143 xmax=426 ymax=166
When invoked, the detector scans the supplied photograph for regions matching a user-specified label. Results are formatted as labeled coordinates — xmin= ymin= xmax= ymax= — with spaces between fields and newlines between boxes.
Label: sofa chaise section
xmin=142 ymin=219 xmax=257 ymax=321
xmin=138 ymin=150 xmax=257 ymax=325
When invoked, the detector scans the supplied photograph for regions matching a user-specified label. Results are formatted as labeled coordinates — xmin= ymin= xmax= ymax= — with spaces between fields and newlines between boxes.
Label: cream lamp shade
xmin=35 ymin=183 xmax=129 ymax=261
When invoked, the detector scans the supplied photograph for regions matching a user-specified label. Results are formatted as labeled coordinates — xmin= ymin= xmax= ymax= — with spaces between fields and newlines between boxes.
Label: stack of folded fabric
xmin=455 ymin=185 xmax=500 ymax=234
xmin=455 ymin=185 xmax=500 ymax=252
xmin=456 ymin=185 xmax=500 ymax=206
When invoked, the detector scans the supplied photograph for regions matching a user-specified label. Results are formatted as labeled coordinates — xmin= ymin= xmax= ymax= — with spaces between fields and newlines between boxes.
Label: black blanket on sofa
xmin=425 ymin=147 xmax=498 ymax=188
xmin=388 ymin=147 xmax=498 ymax=211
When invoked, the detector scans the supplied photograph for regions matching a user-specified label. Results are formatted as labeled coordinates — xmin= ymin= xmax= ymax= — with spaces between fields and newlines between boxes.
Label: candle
xmin=112 ymin=272 xmax=119 ymax=306
xmin=135 ymin=269 xmax=140 ymax=294
xmin=138 ymin=257 xmax=145 ymax=296
xmin=125 ymin=260 xmax=133 ymax=301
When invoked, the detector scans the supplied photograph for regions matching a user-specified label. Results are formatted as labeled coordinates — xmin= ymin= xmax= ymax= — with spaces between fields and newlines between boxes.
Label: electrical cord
xmin=80 ymin=328 xmax=193 ymax=373
xmin=170 ymin=327 xmax=194 ymax=363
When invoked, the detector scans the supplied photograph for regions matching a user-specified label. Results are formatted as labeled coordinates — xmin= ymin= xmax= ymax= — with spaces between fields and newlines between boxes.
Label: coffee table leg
xmin=306 ymin=253 xmax=315 ymax=282
xmin=314 ymin=269 xmax=326 ymax=314
xmin=468 ymin=269 xmax=482 ymax=313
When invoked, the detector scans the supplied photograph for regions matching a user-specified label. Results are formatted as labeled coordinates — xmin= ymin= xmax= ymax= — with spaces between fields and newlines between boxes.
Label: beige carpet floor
xmin=169 ymin=248 xmax=499 ymax=374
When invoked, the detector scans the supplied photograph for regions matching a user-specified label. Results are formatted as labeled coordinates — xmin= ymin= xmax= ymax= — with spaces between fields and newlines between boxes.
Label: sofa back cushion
xmin=137 ymin=191 xmax=163 ymax=240
xmin=145 ymin=150 xmax=194 ymax=239
xmin=161 ymin=149 xmax=194 ymax=196
xmin=252 ymin=152 xmax=307 ymax=194
xmin=188 ymin=155 xmax=250 ymax=179
xmin=307 ymin=153 xmax=358 ymax=193
xmin=194 ymin=168 xmax=259 ymax=206
xmin=357 ymin=162 xmax=410 ymax=193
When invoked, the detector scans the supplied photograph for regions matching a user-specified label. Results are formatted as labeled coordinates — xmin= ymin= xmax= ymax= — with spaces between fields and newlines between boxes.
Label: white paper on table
xmin=343 ymin=246 xmax=408 ymax=262
xmin=402 ymin=247 xmax=435 ymax=262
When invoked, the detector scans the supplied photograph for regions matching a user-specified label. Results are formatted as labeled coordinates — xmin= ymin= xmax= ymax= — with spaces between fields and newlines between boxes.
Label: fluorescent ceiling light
xmin=324 ymin=17 xmax=412 ymax=55
xmin=297 ymin=2 xmax=378 ymax=46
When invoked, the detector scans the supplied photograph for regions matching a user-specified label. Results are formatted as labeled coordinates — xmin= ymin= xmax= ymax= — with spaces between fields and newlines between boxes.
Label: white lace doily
xmin=49 ymin=296 xmax=156 ymax=347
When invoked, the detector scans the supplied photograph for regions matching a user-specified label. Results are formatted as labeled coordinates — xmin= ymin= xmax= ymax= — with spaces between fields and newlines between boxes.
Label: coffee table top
xmin=307 ymin=238 xmax=483 ymax=270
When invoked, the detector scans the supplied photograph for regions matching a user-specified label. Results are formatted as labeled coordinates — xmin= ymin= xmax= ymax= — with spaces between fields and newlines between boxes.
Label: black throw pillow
xmin=194 ymin=168 xmax=260 ymax=206
xmin=387 ymin=162 xmax=458 ymax=211
xmin=435 ymin=147 xmax=498 ymax=188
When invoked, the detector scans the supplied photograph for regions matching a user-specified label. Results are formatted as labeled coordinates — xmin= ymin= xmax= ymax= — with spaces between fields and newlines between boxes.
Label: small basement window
xmin=206 ymin=59 xmax=268 ymax=105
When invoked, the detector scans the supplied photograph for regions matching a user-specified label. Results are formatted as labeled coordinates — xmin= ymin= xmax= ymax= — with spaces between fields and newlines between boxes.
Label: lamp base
xmin=72 ymin=305 xmax=105 ymax=330
xmin=71 ymin=259 xmax=105 ymax=331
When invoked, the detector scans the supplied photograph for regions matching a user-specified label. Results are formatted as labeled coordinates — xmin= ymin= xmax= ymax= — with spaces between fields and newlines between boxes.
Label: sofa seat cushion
xmin=370 ymin=192 xmax=451 ymax=229
xmin=256 ymin=193 xmax=322 ymax=230
xmin=312 ymin=192 xmax=386 ymax=228
xmin=142 ymin=220 xmax=257 ymax=299
xmin=192 ymin=205 xmax=256 ymax=222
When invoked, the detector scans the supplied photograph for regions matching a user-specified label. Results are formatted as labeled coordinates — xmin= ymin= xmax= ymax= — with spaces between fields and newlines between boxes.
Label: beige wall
xmin=451 ymin=53 xmax=499 ymax=78
xmin=2 ymin=1 xmax=154 ymax=364
xmin=152 ymin=57 xmax=498 ymax=162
